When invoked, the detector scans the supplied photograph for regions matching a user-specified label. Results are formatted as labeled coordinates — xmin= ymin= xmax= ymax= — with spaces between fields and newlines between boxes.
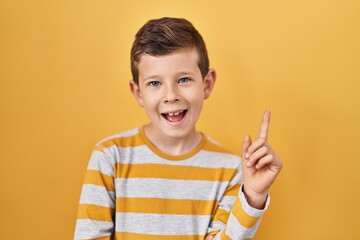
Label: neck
xmin=143 ymin=124 xmax=202 ymax=156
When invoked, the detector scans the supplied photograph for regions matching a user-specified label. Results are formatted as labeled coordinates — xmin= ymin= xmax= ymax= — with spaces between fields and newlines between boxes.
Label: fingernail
xmin=247 ymin=161 xmax=251 ymax=167
xmin=245 ymin=152 xmax=250 ymax=159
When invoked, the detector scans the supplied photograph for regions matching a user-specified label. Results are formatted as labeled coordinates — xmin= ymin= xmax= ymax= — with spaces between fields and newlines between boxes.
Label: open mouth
xmin=161 ymin=110 xmax=187 ymax=123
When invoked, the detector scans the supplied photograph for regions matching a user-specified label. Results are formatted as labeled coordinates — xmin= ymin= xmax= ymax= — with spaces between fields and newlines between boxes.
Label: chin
xmin=161 ymin=125 xmax=195 ymax=139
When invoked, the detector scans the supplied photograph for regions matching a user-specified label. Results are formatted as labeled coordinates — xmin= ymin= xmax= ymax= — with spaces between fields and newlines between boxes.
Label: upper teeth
xmin=168 ymin=111 xmax=183 ymax=116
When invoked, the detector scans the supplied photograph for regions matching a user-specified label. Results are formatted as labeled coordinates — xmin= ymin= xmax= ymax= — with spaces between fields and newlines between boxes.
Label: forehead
xmin=137 ymin=48 xmax=201 ymax=79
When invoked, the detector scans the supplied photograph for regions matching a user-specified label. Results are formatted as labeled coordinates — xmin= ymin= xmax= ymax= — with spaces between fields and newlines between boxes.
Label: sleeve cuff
xmin=239 ymin=184 xmax=270 ymax=218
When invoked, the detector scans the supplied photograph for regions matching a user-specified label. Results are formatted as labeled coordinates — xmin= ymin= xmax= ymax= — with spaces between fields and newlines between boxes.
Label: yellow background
xmin=1 ymin=0 xmax=359 ymax=239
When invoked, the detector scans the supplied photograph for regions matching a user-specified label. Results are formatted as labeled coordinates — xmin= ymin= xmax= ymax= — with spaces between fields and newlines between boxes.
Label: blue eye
xmin=179 ymin=77 xmax=190 ymax=84
xmin=148 ymin=81 xmax=161 ymax=87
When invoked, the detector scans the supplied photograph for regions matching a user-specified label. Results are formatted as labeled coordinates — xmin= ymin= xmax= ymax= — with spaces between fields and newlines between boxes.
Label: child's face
xmin=130 ymin=48 xmax=216 ymax=140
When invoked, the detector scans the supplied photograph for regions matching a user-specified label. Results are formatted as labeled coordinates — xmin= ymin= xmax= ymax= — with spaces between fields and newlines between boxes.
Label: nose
xmin=164 ymin=85 xmax=179 ymax=103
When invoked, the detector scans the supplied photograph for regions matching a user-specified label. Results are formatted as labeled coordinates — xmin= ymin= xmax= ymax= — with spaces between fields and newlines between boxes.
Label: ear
xmin=129 ymin=80 xmax=144 ymax=107
xmin=203 ymin=68 xmax=217 ymax=100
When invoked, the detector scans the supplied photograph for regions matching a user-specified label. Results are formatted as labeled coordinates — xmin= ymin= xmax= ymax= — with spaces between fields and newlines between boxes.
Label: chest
xmin=115 ymin=163 xmax=229 ymax=200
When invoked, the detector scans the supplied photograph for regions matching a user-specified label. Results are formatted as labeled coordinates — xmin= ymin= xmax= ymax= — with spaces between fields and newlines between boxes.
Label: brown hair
xmin=131 ymin=17 xmax=209 ymax=84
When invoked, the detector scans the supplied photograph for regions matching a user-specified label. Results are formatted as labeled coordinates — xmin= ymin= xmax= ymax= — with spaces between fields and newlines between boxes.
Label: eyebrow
xmin=143 ymin=71 xmax=195 ymax=81
xmin=143 ymin=75 xmax=160 ymax=81
xmin=177 ymin=71 xmax=195 ymax=76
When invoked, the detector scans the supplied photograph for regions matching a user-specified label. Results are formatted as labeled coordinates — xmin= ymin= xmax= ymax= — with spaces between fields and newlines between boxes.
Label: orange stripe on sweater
xmin=83 ymin=170 xmax=115 ymax=191
xmin=77 ymin=204 xmax=113 ymax=222
xmin=115 ymin=163 xmax=236 ymax=181
xmin=116 ymin=197 xmax=219 ymax=215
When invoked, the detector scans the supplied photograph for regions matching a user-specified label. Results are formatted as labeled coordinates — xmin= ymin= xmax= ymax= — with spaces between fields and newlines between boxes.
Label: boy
xmin=74 ymin=17 xmax=282 ymax=240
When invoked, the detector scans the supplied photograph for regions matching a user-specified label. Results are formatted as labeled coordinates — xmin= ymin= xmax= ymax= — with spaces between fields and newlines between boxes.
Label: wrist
xmin=243 ymin=184 xmax=268 ymax=209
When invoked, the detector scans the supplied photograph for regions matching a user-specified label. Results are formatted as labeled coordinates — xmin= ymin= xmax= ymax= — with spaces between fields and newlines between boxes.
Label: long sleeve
xmin=207 ymin=168 xmax=270 ymax=240
xmin=74 ymin=129 xmax=270 ymax=239
xmin=74 ymin=147 xmax=116 ymax=240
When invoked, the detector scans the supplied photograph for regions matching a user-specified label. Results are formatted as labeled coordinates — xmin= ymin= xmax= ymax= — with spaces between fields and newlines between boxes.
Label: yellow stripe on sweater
xmin=95 ymin=133 xmax=144 ymax=151
xmin=115 ymin=163 xmax=236 ymax=181
xmin=116 ymin=197 xmax=219 ymax=215
xmin=220 ymin=229 xmax=232 ymax=240
xmin=220 ymin=229 xmax=251 ymax=240
xmin=115 ymin=232 xmax=204 ymax=240
xmin=223 ymin=183 xmax=240 ymax=196
xmin=77 ymin=204 xmax=113 ymax=222
xmin=212 ymin=207 xmax=230 ymax=223
xmin=203 ymin=139 xmax=234 ymax=154
xmin=232 ymin=197 xmax=259 ymax=228
xmin=84 ymin=170 xmax=115 ymax=191
xmin=88 ymin=236 xmax=112 ymax=240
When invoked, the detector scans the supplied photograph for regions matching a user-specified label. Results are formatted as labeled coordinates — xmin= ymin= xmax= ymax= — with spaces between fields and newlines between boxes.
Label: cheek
xmin=142 ymin=94 xmax=160 ymax=111
xmin=188 ymin=92 xmax=204 ymax=113
xmin=189 ymin=89 xmax=204 ymax=104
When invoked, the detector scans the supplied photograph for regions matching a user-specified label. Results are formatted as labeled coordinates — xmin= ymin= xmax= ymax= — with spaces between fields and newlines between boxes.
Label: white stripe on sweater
xmin=115 ymin=178 xmax=228 ymax=200
xmin=80 ymin=184 xmax=115 ymax=208
xmin=115 ymin=212 xmax=211 ymax=235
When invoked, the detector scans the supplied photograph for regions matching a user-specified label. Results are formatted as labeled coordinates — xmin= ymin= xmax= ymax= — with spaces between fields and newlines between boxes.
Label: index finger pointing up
xmin=258 ymin=110 xmax=271 ymax=140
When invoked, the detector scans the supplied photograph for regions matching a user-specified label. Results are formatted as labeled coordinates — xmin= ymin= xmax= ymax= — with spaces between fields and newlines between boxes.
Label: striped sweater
xmin=74 ymin=127 xmax=269 ymax=240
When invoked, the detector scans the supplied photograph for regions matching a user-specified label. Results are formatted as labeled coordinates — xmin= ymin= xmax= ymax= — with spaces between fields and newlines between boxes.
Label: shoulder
xmin=94 ymin=128 xmax=144 ymax=151
xmin=199 ymin=134 xmax=242 ymax=168
xmin=204 ymin=136 xmax=234 ymax=154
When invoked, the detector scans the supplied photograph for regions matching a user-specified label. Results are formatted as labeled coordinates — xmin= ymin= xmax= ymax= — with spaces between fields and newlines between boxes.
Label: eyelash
xmin=148 ymin=81 xmax=161 ymax=87
xmin=147 ymin=77 xmax=191 ymax=87
xmin=178 ymin=77 xmax=191 ymax=84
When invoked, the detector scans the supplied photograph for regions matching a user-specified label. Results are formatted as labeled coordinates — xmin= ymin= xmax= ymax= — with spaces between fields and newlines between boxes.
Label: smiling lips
xmin=161 ymin=110 xmax=187 ymax=123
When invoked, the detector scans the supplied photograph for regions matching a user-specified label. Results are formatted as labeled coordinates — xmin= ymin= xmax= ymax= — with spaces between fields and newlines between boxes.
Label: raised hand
xmin=241 ymin=110 xmax=283 ymax=209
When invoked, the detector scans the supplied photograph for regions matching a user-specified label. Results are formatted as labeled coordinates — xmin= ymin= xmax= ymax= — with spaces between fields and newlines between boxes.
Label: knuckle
xmin=247 ymin=147 xmax=254 ymax=154
xmin=259 ymin=139 xmax=266 ymax=146
xmin=262 ymin=145 xmax=268 ymax=152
